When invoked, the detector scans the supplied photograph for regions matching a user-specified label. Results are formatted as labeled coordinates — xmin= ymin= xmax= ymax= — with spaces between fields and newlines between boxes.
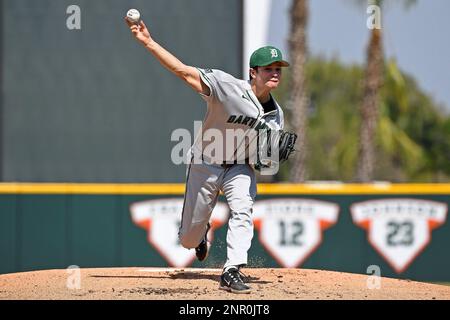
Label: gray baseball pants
xmin=178 ymin=160 xmax=256 ymax=269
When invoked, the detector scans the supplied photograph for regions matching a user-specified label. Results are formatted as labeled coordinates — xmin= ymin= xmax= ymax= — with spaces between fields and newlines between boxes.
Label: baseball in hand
xmin=126 ymin=9 xmax=141 ymax=24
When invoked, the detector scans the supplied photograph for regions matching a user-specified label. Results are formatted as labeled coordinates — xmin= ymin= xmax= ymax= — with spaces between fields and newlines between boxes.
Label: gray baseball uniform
xmin=178 ymin=68 xmax=284 ymax=269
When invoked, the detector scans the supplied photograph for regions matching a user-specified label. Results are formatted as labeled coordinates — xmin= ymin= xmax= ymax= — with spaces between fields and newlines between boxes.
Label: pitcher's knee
xmin=230 ymin=204 xmax=253 ymax=218
xmin=229 ymin=201 xmax=253 ymax=217
xmin=229 ymin=211 xmax=254 ymax=230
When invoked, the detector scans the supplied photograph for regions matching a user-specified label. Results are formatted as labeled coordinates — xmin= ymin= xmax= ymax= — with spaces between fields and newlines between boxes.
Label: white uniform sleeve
xmin=196 ymin=68 xmax=235 ymax=102
xmin=196 ymin=68 xmax=217 ymax=101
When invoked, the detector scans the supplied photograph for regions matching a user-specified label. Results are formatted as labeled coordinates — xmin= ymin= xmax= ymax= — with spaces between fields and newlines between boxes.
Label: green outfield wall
xmin=0 ymin=183 xmax=449 ymax=282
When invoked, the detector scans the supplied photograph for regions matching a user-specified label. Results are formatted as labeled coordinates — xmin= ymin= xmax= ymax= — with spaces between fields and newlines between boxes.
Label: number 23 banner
xmin=351 ymin=199 xmax=447 ymax=273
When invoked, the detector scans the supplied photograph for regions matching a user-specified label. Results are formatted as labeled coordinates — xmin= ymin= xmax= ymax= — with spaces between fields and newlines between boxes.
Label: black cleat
xmin=195 ymin=223 xmax=211 ymax=261
xmin=219 ymin=267 xmax=252 ymax=294
xmin=237 ymin=269 xmax=250 ymax=283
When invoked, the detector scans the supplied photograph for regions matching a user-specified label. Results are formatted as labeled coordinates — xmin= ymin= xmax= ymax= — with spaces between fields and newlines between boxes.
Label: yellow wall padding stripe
xmin=0 ymin=183 xmax=449 ymax=195
xmin=0 ymin=183 xmax=185 ymax=195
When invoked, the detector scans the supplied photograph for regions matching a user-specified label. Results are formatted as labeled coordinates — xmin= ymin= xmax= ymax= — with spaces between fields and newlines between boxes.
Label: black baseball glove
xmin=278 ymin=130 xmax=297 ymax=163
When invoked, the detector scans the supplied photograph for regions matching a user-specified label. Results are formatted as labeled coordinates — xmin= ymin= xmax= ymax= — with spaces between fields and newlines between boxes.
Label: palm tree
xmin=288 ymin=0 xmax=309 ymax=182
xmin=357 ymin=0 xmax=416 ymax=182
xmin=357 ymin=7 xmax=382 ymax=182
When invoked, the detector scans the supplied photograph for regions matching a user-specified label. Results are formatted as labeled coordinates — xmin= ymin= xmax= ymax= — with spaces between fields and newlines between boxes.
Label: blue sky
xmin=267 ymin=0 xmax=450 ymax=113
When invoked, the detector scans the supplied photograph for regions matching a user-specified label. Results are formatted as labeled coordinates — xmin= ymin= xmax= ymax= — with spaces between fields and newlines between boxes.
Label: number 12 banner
xmin=253 ymin=199 xmax=340 ymax=268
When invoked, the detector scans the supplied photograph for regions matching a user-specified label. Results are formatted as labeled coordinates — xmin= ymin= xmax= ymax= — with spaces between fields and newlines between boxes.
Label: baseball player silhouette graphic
xmin=126 ymin=18 xmax=293 ymax=294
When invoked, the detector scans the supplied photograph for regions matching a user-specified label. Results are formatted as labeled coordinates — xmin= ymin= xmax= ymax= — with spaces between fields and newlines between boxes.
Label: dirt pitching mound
xmin=0 ymin=267 xmax=449 ymax=300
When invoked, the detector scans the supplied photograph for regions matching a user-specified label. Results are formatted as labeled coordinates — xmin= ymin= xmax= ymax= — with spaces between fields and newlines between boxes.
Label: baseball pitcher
xmin=126 ymin=18 xmax=296 ymax=294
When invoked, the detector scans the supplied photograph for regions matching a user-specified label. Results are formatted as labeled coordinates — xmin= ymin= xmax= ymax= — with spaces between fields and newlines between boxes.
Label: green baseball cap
xmin=249 ymin=46 xmax=290 ymax=68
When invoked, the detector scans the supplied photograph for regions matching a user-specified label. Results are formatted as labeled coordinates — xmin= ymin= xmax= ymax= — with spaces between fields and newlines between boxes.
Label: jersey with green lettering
xmin=191 ymin=68 xmax=284 ymax=165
